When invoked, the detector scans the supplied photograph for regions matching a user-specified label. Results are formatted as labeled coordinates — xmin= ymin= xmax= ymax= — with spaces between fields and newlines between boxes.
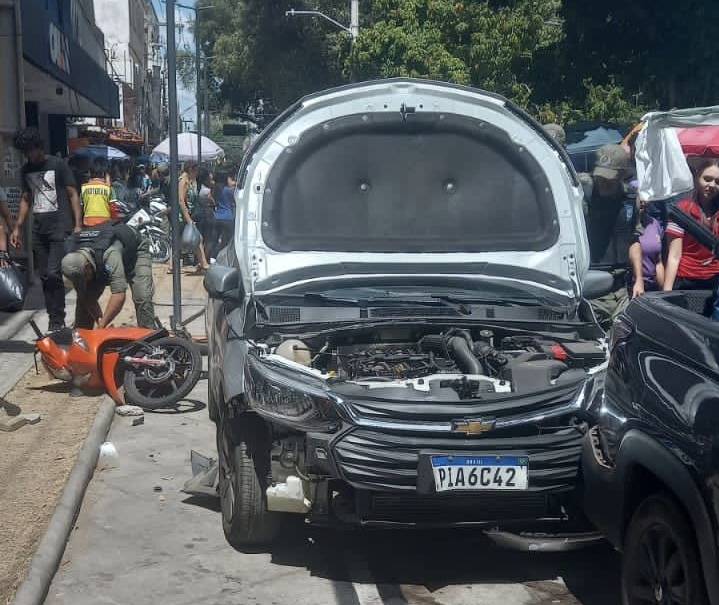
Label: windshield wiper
xmin=430 ymin=294 xmax=543 ymax=307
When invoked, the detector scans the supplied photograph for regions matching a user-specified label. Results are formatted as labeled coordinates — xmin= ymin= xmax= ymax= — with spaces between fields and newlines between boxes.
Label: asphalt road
xmin=46 ymin=376 xmax=622 ymax=605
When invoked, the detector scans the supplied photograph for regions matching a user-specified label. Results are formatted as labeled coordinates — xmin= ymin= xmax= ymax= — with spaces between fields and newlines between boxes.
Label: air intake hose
xmin=447 ymin=336 xmax=483 ymax=375
xmin=419 ymin=333 xmax=483 ymax=375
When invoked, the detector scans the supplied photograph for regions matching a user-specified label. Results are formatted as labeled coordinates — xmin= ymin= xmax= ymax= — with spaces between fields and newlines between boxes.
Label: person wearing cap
xmin=61 ymin=224 xmax=155 ymax=329
xmin=584 ymin=143 xmax=637 ymax=326
xmin=542 ymin=123 xmax=566 ymax=147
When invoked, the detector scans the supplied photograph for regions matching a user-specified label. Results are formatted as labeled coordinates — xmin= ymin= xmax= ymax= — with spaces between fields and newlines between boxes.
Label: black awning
xmin=21 ymin=0 xmax=119 ymax=117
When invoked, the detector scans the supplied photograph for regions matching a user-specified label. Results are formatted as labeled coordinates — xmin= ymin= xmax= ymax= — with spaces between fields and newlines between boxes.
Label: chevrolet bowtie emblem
xmin=451 ymin=418 xmax=496 ymax=435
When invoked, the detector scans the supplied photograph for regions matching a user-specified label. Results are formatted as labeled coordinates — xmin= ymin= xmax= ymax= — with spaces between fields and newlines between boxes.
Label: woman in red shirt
xmin=664 ymin=160 xmax=719 ymax=290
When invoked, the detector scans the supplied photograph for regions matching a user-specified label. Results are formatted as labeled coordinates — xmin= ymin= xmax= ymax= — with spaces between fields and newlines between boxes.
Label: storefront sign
xmin=22 ymin=0 xmax=118 ymax=117
xmin=49 ymin=21 xmax=71 ymax=75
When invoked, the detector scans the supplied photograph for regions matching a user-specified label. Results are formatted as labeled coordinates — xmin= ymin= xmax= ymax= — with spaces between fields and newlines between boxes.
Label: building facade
xmin=0 ymin=0 xmax=119 ymax=215
xmin=93 ymin=0 xmax=163 ymax=144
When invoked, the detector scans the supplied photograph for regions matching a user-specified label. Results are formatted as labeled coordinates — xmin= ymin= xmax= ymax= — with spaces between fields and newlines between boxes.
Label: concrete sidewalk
xmin=0 ymin=268 xmax=207 ymax=603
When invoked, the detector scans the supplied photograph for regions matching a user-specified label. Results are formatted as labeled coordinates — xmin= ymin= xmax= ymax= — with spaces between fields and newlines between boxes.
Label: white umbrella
xmin=152 ymin=133 xmax=225 ymax=162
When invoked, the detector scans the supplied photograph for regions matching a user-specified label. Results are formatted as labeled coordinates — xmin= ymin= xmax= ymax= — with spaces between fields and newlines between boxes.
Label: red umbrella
xmin=677 ymin=126 xmax=719 ymax=157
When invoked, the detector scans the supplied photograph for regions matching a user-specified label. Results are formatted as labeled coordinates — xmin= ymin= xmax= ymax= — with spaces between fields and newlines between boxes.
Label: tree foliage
xmin=195 ymin=0 xmax=715 ymax=124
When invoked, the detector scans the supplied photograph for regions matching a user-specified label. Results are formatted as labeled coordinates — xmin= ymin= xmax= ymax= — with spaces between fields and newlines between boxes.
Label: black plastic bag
xmin=0 ymin=264 xmax=25 ymax=312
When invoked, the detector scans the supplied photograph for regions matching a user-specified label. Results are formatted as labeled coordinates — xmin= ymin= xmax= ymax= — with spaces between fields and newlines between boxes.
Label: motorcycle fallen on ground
xmin=30 ymin=320 xmax=202 ymax=410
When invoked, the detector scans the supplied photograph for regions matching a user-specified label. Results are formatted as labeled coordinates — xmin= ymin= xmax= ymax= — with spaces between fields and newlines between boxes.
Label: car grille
xmin=332 ymin=426 xmax=584 ymax=492
xmin=363 ymin=491 xmax=550 ymax=523
xmin=345 ymin=381 xmax=582 ymax=422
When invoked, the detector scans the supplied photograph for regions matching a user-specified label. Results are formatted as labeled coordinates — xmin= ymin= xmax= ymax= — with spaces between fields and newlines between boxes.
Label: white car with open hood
xmin=204 ymin=79 xmax=611 ymax=549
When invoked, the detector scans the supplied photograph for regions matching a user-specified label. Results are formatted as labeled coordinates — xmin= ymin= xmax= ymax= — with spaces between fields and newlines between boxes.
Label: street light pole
xmin=286 ymin=1 xmax=359 ymax=43
xmin=350 ymin=0 xmax=359 ymax=41
xmin=286 ymin=2 xmax=359 ymax=79
xmin=166 ymin=0 xmax=182 ymax=331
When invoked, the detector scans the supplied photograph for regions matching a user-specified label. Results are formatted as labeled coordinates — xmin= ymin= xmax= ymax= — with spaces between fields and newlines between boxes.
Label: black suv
xmin=583 ymin=289 xmax=719 ymax=605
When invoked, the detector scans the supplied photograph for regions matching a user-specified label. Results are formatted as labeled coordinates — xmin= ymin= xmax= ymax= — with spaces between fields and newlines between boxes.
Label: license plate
xmin=431 ymin=455 xmax=528 ymax=492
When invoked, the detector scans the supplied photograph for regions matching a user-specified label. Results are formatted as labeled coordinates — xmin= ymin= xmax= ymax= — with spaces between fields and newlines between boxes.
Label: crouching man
xmin=62 ymin=224 xmax=155 ymax=329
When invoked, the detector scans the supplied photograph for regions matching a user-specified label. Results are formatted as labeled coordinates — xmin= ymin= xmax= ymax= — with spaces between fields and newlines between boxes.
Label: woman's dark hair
xmin=198 ymin=167 xmax=213 ymax=188
xmin=183 ymin=160 xmax=198 ymax=174
xmin=13 ymin=128 xmax=44 ymax=152
xmin=128 ymin=166 xmax=143 ymax=189
xmin=691 ymin=158 xmax=719 ymax=180
xmin=110 ymin=160 xmax=122 ymax=182
xmin=90 ymin=158 xmax=108 ymax=179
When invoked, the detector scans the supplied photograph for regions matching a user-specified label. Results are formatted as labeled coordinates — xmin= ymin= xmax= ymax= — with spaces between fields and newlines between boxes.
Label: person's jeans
xmin=34 ymin=229 xmax=69 ymax=326
xmin=211 ymin=220 xmax=233 ymax=259
xmin=130 ymin=248 xmax=155 ymax=328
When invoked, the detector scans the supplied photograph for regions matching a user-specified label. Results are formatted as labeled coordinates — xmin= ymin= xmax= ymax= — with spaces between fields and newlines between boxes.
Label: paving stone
xmin=0 ymin=414 xmax=28 ymax=432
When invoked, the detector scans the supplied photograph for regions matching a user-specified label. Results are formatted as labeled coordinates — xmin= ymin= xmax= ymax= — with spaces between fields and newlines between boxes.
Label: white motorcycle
xmin=126 ymin=196 xmax=171 ymax=263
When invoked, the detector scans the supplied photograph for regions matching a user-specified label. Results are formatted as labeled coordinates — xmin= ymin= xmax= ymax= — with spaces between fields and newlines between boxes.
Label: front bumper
xmin=285 ymin=420 xmax=586 ymax=527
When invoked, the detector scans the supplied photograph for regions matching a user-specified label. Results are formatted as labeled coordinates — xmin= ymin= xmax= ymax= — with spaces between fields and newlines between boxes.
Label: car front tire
xmin=217 ymin=417 xmax=279 ymax=549
xmin=622 ymin=493 xmax=708 ymax=605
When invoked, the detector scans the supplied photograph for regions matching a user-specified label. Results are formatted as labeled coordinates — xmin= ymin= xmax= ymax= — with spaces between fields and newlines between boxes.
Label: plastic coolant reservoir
xmin=266 ymin=475 xmax=312 ymax=513
xmin=275 ymin=339 xmax=312 ymax=366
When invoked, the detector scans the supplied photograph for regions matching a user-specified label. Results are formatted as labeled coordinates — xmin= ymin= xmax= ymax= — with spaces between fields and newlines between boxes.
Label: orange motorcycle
xmin=30 ymin=321 xmax=202 ymax=410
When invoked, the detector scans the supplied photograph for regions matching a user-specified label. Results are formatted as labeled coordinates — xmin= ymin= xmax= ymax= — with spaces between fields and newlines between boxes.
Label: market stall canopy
xmin=635 ymin=106 xmax=719 ymax=201
xmin=71 ymin=144 xmax=129 ymax=160
xmin=677 ymin=126 xmax=719 ymax=157
xmin=565 ymin=125 xmax=625 ymax=172
xmin=153 ymin=133 xmax=225 ymax=162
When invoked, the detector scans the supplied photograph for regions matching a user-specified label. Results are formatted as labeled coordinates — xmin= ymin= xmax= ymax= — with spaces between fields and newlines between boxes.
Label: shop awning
xmin=21 ymin=0 xmax=119 ymax=118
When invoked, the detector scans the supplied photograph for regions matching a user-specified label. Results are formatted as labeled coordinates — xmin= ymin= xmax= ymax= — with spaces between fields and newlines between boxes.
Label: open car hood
xmin=235 ymin=79 xmax=589 ymax=300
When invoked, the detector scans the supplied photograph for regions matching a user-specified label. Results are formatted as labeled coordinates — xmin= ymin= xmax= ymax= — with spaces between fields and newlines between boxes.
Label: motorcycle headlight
xmin=245 ymin=356 xmax=342 ymax=432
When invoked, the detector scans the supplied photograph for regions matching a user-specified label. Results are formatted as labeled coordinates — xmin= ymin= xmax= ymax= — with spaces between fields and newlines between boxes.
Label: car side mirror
xmin=204 ymin=265 xmax=242 ymax=300
xmin=583 ymin=270 xmax=614 ymax=299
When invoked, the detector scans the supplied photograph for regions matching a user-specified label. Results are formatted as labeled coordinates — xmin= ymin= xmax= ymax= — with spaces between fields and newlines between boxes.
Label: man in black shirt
xmin=12 ymin=128 xmax=82 ymax=331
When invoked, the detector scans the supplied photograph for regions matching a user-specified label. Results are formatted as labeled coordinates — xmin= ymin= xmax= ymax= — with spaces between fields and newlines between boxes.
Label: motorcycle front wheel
xmin=123 ymin=337 xmax=202 ymax=409
xmin=149 ymin=235 xmax=171 ymax=264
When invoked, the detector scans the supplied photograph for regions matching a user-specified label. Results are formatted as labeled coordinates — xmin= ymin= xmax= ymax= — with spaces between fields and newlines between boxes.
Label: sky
xmin=152 ymin=0 xmax=198 ymax=129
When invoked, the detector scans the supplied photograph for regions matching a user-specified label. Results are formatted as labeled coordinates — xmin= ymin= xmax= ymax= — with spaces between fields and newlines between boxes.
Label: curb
xmin=11 ymin=397 xmax=116 ymax=605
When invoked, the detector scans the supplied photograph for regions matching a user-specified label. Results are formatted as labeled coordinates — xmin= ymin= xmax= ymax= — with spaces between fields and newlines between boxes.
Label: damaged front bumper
xmin=240 ymin=353 xmax=604 ymax=538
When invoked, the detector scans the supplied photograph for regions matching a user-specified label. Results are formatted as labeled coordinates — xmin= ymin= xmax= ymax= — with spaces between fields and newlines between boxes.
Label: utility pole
xmin=177 ymin=3 xmax=213 ymax=165
xmin=350 ymin=0 xmax=359 ymax=42
xmin=166 ymin=0 xmax=182 ymax=331
xmin=203 ymin=61 xmax=209 ymax=134
xmin=195 ymin=8 xmax=202 ymax=165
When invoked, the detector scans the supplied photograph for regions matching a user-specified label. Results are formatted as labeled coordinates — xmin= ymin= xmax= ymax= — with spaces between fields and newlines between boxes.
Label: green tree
xmin=350 ymin=0 xmax=564 ymax=104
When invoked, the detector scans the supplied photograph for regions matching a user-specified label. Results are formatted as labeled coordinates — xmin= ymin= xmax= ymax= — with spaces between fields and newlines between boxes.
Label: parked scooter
xmin=30 ymin=320 xmax=202 ymax=410
xmin=125 ymin=195 xmax=171 ymax=263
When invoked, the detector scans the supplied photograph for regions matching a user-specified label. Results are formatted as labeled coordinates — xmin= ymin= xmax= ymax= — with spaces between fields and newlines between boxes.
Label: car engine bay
xmin=261 ymin=326 xmax=607 ymax=399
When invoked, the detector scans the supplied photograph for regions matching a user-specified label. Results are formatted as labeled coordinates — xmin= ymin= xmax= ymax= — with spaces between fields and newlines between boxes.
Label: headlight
xmin=245 ymin=356 xmax=342 ymax=432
